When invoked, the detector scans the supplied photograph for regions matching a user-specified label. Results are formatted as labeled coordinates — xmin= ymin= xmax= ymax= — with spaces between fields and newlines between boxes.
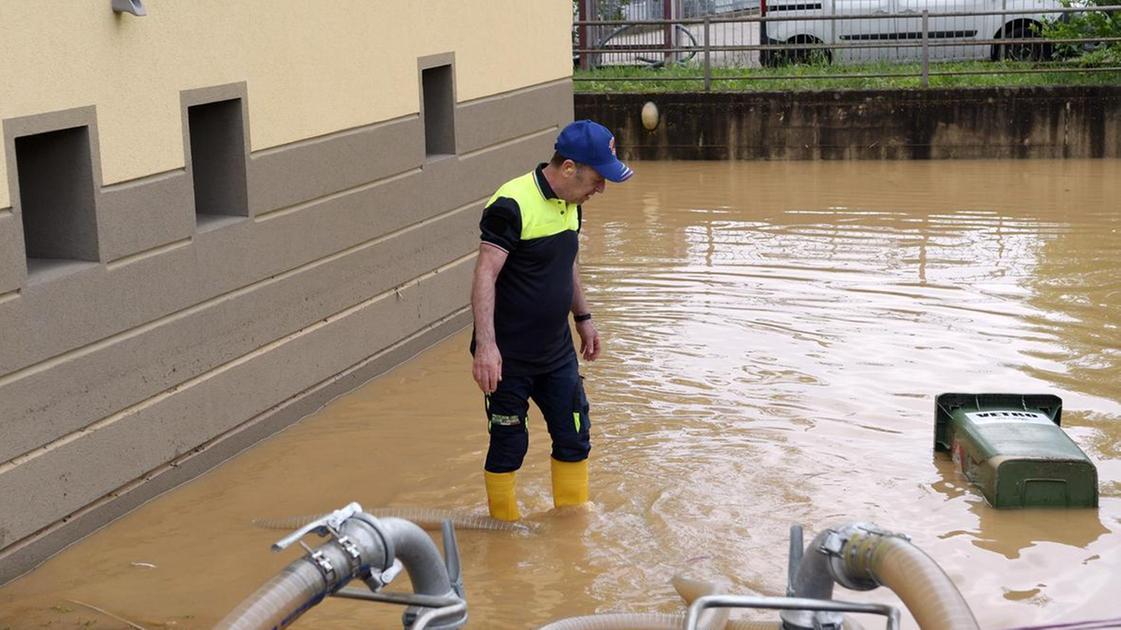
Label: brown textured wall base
xmin=576 ymin=86 xmax=1120 ymax=160
xmin=0 ymin=309 xmax=470 ymax=586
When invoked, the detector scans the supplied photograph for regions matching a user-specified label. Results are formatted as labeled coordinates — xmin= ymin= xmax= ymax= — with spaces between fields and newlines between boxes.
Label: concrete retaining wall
xmin=576 ymin=86 xmax=1121 ymax=160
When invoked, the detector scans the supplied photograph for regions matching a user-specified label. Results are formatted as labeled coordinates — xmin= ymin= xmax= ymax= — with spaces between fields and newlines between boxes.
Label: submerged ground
xmin=1 ymin=160 xmax=1118 ymax=629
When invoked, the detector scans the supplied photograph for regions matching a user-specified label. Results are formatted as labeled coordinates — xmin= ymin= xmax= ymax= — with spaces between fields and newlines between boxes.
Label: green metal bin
xmin=934 ymin=393 xmax=1098 ymax=509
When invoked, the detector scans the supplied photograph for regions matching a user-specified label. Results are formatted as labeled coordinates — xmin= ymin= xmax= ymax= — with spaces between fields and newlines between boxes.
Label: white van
xmin=759 ymin=0 xmax=1062 ymax=65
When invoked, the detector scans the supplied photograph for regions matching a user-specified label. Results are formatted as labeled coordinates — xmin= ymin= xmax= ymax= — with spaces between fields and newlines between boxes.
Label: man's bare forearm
xmin=473 ymin=244 xmax=508 ymax=346
xmin=472 ymin=271 xmax=497 ymax=346
xmin=571 ymin=262 xmax=590 ymax=315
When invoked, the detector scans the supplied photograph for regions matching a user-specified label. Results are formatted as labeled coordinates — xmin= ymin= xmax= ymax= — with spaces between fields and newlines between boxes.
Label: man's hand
xmin=473 ymin=342 xmax=503 ymax=393
xmin=575 ymin=320 xmax=600 ymax=361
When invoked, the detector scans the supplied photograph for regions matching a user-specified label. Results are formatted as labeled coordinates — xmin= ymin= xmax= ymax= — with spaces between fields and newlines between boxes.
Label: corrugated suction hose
xmin=215 ymin=561 xmax=325 ymax=629
xmin=253 ymin=507 xmax=536 ymax=533
xmin=842 ymin=531 xmax=979 ymax=630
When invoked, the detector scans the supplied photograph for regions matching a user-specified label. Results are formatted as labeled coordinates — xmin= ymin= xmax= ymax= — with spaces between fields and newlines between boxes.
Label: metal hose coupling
xmin=217 ymin=502 xmax=467 ymax=630
xmin=820 ymin=522 xmax=911 ymax=591
xmin=269 ymin=502 xmax=397 ymax=594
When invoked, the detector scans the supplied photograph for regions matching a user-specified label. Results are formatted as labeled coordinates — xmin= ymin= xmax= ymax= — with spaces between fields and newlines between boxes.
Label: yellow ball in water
xmin=641 ymin=101 xmax=659 ymax=131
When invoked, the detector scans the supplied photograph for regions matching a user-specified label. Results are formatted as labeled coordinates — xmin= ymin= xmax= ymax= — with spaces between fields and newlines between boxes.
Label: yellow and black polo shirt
xmin=474 ymin=164 xmax=582 ymax=376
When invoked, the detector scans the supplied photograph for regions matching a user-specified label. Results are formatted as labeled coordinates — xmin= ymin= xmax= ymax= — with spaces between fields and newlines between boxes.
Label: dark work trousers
xmin=484 ymin=357 xmax=591 ymax=473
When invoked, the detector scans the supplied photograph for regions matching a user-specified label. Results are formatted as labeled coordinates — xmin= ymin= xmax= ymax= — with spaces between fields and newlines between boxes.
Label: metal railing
xmin=573 ymin=4 xmax=1121 ymax=89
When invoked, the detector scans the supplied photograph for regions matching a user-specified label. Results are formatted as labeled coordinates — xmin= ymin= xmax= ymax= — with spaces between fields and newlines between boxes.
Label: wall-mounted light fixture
xmin=111 ymin=0 xmax=146 ymax=16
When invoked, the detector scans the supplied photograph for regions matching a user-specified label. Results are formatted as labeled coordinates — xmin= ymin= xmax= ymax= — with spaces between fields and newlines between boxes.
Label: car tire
xmin=994 ymin=21 xmax=1053 ymax=62
xmin=786 ymin=36 xmax=833 ymax=65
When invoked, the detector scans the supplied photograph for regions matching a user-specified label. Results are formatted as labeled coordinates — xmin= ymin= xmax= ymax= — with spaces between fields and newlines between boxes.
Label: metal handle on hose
xmin=684 ymin=594 xmax=900 ymax=630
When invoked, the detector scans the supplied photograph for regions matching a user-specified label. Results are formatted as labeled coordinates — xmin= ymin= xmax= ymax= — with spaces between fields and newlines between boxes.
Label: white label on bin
xmin=965 ymin=410 xmax=1053 ymax=426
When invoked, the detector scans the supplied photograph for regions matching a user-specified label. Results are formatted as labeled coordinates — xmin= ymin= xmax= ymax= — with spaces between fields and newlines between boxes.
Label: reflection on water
xmin=931 ymin=460 xmax=1110 ymax=560
xmin=1 ymin=160 xmax=1119 ymax=629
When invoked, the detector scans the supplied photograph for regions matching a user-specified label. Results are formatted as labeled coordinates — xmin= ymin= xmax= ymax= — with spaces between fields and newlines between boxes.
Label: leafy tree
xmin=1043 ymin=0 xmax=1121 ymax=65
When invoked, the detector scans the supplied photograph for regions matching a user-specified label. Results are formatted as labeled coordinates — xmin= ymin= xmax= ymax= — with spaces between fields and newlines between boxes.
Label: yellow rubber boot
xmin=551 ymin=458 xmax=589 ymax=508
xmin=484 ymin=471 xmax=520 ymax=521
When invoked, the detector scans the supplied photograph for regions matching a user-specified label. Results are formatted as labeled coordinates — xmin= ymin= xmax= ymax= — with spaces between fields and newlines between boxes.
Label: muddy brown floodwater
xmin=1 ymin=160 xmax=1119 ymax=630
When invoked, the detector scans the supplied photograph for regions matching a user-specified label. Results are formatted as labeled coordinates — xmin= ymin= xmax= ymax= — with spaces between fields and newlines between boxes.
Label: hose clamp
xmin=337 ymin=535 xmax=363 ymax=577
xmin=311 ymin=549 xmax=337 ymax=585
xmin=822 ymin=523 xmax=905 ymax=591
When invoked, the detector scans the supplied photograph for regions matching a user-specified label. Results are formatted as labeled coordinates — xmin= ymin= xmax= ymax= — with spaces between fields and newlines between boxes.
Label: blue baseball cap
xmin=554 ymin=120 xmax=634 ymax=183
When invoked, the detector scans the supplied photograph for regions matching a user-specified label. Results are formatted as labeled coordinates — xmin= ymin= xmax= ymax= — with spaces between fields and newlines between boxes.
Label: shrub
xmin=1044 ymin=0 xmax=1121 ymax=65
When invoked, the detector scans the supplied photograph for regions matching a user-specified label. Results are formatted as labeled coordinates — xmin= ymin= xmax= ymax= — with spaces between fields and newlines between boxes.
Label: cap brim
xmin=591 ymin=158 xmax=634 ymax=183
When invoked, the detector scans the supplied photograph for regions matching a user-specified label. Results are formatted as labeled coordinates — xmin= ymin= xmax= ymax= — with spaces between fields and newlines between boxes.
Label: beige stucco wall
xmin=0 ymin=0 xmax=572 ymax=208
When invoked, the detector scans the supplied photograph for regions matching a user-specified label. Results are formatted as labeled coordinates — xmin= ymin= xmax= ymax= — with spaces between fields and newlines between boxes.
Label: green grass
xmin=574 ymin=60 xmax=1121 ymax=91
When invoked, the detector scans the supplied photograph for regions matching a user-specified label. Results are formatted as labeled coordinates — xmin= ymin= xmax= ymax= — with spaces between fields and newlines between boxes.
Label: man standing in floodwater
xmin=470 ymin=120 xmax=633 ymax=521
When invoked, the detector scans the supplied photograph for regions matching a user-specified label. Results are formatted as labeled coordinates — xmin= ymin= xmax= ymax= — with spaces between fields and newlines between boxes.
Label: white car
xmin=759 ymin=0 xmax=1062 ymax=65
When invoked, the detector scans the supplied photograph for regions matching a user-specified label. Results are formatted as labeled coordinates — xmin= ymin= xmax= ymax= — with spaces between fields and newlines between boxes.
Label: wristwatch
xmin=573 ymin=313 xmax=592 ymax=322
